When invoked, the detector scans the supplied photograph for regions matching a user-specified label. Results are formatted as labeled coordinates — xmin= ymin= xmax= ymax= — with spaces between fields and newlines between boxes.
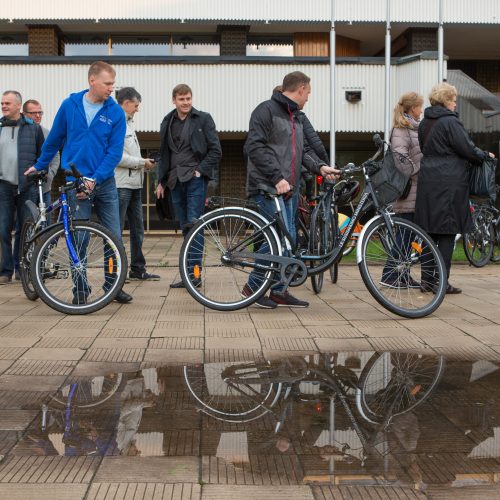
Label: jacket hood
xmin=271 ymin=91 xmax=300 ymax=113
xmin=424 ymin=105 xmax=458 ymax=120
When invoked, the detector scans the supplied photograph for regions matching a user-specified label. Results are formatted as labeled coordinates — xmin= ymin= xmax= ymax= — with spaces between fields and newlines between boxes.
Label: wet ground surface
xmin=1 ymin=237 xmax=500 ymax=498
xmin=2 ymin=352 xmax=500 ymax=499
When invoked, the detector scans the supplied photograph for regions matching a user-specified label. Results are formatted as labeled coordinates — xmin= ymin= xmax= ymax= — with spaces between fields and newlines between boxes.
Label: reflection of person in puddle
xmin=116 ymin=376 xmax=156 ymax=455
xmin=388 ymin=412 xmax=426 ymax=491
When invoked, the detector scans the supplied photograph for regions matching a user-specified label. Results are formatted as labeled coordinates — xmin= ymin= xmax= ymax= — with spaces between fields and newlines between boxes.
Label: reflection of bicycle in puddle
xmin=36 ymin=374 xmax=124 ymax=456
xmin=184 ymin=353 xmax=445 ymax=480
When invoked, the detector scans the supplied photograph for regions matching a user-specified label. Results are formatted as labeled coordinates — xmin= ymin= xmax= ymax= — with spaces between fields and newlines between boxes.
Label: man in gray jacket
xmin=0 ymin=90 xmax=44 ymax=284
xmin=115 ymin=87 xmax=159 ymax=281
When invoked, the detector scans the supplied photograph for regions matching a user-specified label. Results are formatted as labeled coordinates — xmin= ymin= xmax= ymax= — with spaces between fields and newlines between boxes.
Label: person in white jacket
xmin=115 ymin=87 xmax=159 ymax=281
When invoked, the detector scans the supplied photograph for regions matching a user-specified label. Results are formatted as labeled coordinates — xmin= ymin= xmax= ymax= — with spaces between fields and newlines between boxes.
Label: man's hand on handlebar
xmin=77 ymin=178 xmax=96 ymax=200
xmin=24 ymin=166 xmax=38 ymax=176
xmin=275 ymin=179 xmax=291 ymax=195
xmin=319 ymin=165 xmax=341 ymax=182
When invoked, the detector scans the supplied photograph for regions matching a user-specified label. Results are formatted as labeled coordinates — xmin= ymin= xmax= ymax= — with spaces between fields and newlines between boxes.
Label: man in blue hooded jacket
xmin=26 ymin=61 xmax=131 ymax=304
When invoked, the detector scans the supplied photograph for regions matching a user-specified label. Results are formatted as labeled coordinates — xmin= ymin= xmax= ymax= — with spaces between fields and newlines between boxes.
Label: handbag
xmin=468 ymin=157 xmax=497 ymax=203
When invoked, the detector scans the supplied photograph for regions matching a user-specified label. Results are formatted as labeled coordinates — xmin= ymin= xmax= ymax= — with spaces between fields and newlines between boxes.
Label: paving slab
xmin=94 ymin=457 xmax=198 ymax=483
xmin=20 ymin=348 xmax=85 ymax=361
xmin=201 ymin=485 xmax=314 ymax=499
xmin=87 ymin=483 xmax=201 ymax=500
xmin=0 ymin=410 xmax=38 ymax=430
xmin=0 ymin=484 xmax=88 ymax=499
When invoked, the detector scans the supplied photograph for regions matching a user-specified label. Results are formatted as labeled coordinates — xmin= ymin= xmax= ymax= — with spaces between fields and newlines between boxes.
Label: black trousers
xmin=428 ymin=233 xmax=456 ymax=280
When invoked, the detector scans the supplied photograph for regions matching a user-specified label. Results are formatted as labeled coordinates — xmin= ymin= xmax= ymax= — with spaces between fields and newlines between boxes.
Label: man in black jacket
xmin=156 ymin=84 xmax=222 ymax=288
xmin=0 ymin=90 xmax=44 ymax=284
xmin=243 ymin=71 xmax=338 ymax=308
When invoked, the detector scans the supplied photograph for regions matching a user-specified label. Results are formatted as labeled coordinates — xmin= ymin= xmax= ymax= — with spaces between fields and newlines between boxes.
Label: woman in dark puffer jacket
xmin=415 ymin=82 xmax=495 ymax=294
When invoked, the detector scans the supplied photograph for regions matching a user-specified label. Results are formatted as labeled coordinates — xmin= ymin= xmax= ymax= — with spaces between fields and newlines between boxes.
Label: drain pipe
xmin=384 ymin=0 xmax=391 ymax=147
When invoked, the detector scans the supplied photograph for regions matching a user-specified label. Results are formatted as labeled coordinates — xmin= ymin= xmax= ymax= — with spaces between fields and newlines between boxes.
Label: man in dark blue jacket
xmin=156 ymin=84 xmax=222 ymax=289
xmin=0 ymin=90 xmax=44 ymax=284
xmin=26 ymin=61 xmax=131 ymax=303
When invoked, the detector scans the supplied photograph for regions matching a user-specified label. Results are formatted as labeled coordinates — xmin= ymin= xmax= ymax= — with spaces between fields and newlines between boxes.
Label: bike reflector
xmin=316 ymin=175 xmax=323 ymax=186
xmin=108 ymin=257 xmax=114 ymax=274
xmin=411 ymin=242 xmax=423 ymax=254
xmin=193 ymin=264 xmax=201 ymax=279
xmin=410 ymin=384 xmax=422 ymax=396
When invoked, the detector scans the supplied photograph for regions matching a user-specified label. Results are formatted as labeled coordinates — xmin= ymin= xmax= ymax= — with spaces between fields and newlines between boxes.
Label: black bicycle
xmin=463 ymin=190 xmax=500 ymax=267
xmin=19 ymin=165 xmax=127 ymax=314
xmin=179 ymin=135 xmax=447 ymax=318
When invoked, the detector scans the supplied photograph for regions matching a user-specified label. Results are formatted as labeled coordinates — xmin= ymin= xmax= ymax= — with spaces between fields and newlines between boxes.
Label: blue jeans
xmin=0 ymin=181 xmax=37 ymax=278
xmin=118 ymin=188 xmax=146 ymax=275
xmin=247 ymin=192 xmax=297 ymax=294
xmin=67 ymin=177 xmax=122 ymax=296
xmin=170 ymin=176 xmax=208 ymax=276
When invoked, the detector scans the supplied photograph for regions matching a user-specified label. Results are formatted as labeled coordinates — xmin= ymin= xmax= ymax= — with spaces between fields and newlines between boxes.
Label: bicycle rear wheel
xmin=358 ymin=352 xmax=446 ymax=422
xmin=19 ymin=217 xmax=39 ymax=301
xmin=184 ymin=363 xmax=281 ymax=423
xmin=31 ymin=221 xmax=127 ymax=315
xmin=492 ymin=229 xmax=500 ymax=262
xmin=358 ymin=217 xmax=446 ymax=318
xmin=179 ymin=208 xmax=279 ymax=311
xmin=463 ymin=210 xmax=494 ymax=267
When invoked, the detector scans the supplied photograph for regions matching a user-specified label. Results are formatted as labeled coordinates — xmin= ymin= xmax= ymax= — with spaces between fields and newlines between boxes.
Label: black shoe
xmin=269 ymin=291 xmax=309 ymax=308
xmin=170 ymin=278 xmax=201 ymax=289
xmin=115 ymin=290 xmax=133 ymax=303
xmin=241 ymin=284 xmax=277 ymax=309
xmin=170 ymin=280 xmax=185 ymax=289
xmin=129 ymin=271 xmax=160 ymax=281
xmin=446 ymin=284 xmax=462 ymax=294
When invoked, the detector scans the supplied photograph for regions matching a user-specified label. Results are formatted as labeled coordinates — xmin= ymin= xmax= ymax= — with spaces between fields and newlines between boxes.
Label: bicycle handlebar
xmin=339 ymin=134 xmax=385 ymax=176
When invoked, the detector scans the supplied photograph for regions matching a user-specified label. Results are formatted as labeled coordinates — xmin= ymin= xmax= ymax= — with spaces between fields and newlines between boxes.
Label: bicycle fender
xmin=200 ymin=206 xmax=282 ymax=256
xmin=355 ymin=214 xmax=385 ymax=264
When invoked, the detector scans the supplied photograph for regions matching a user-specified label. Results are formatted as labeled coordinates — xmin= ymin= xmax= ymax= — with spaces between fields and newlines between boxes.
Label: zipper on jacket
xmin=287 ymin=104 xmax=296 ymax=185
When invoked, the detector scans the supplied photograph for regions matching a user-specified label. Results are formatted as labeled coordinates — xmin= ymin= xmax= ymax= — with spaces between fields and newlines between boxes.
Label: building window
xmin=0 ymin=43 xmax=28 ymax=56
xmin=65 ymin=42 xmax=108 ymax=56
xmin=246 ymin=35 xmax=293 ymax=57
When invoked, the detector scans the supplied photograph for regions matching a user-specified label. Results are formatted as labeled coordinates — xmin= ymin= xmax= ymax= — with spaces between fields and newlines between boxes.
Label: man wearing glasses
xmin=23 ymin=100 xmax=60 ymax=212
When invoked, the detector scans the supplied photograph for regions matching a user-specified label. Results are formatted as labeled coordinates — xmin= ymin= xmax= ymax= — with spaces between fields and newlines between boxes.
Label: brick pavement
xmin=1 ymin=236 xmax=500 ymax=499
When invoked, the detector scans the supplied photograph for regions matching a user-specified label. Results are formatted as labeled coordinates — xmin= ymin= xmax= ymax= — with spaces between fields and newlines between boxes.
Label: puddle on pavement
xmin=2 ymin=350 xmax=500 ymax=493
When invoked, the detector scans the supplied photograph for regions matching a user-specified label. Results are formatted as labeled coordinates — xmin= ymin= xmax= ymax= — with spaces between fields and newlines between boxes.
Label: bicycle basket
xmin=366 ymin=148 xmax=411 ymax=207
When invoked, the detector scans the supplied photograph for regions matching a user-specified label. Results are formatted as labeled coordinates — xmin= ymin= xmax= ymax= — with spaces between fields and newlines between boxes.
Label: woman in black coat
xmin=415 ymin=82 xmax=495 ymax=294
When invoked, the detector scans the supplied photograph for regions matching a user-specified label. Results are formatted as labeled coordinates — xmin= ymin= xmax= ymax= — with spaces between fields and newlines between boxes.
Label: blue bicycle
xmin=19 ymin=165 xmax=127 ymax=314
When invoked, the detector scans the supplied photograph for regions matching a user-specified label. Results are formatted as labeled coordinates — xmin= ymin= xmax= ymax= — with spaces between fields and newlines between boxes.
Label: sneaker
xmin=269 ymin=291 xmax=309 ymax=308
xmin=241 ymin=284 xmax=277 ymax=309
xmin=0 ymin=275 xmax=12 ymax=285
xmin=129 ymin=271 xmax=160 ymax=281
xmin=115 ymin=290 xmax=133 ymax=303
xmin=170 ymin=278 xmax=202 ymax=289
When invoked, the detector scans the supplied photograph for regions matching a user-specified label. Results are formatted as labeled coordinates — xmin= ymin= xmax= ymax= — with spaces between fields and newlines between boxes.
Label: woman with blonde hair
xmin=381 ymin=92 xmax=423 ymax=288
xmin=415 ymin=82 xmax=495 ymax=294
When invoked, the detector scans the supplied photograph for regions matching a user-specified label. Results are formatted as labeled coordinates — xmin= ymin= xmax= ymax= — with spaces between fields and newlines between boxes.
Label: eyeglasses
xmin=26 ymin=111 xmax=44 ymax=116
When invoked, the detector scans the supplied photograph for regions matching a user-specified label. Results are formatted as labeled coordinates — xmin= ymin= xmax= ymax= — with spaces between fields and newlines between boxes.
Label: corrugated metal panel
xmin=0 ymin=60 xmax=440 ymax=133
xmin=2 ymin=0 xmax=499 ymax=24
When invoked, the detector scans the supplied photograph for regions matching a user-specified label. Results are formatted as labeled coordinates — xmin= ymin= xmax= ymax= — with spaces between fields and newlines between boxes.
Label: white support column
xmin=329 ymin=0 xmax=336 ymax=165
xmin=438 ymin=0 xmax=444 ymax=82
xmin=384 ymin=0 xmax=391 ymax=146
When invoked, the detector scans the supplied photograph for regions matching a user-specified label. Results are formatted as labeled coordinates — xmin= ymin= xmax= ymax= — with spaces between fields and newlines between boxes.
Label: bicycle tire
xmin=463 ymin=210 xmax=494 ymax=267
xmin=31 ymin=221 xmax=127 ymax=315
xmin=184 ymin=363 xmax=281 ymax=423
xmin=492 ymin=229 xmax=500 ymax=262
xmin=19 ymin=217 xmax=39 ymax=301
xmin=329 ymin=262 xmax=338 ymax=284
xmin=50 ymin=373 xmax=124 ymax=409
xmin=178 ymin=208 xmax=280 ymax=311
xmin=309 ymin=201 xmax=335 ymax=294
xmin=358 ymin=217 xmax=447 ymax=318
xmin=358 ymin=352 xmax=446 ymax=422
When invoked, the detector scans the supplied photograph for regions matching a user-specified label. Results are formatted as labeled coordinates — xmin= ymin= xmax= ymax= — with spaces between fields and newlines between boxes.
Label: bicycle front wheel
xmin=309 ymin=203 xmax=335 ymax=294
xmin=179 ymin=208 xmax=280 ymax=311
xmin=31 ymin=221 xmax=127 ymax=315
xmin=358 ymin=352 xmax=446 ymax=422
xmin=184 ymin=363 xmax=281 ymax=423
xmin=19 ymin=217 xmax=39 ymax=301
xmin=463 ymin=211 xmax=494 ymax=267
xmin=358 ymin=217 xmax=446 ymax=318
